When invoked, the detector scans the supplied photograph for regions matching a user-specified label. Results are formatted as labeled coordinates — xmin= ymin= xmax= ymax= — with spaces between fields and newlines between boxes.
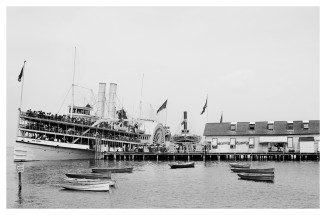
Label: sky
xmin=6 ymin=6 xmax=320 ymax=140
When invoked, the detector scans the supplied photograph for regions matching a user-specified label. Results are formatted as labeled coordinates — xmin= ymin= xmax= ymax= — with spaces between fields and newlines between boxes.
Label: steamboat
xmin=172 ymin=111 xmax=201 ymax=151
xmin=14 ymin=82 xmax=169 ymax=161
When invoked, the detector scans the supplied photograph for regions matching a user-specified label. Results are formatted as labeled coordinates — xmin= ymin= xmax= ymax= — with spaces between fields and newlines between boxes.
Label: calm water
xmin=7 ymin=147 xmax=319 ymax=209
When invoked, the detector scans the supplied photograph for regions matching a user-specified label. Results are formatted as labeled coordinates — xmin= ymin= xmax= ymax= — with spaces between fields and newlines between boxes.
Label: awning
xmin=299 ymin=137 xmax=314 ymax=142
xmin=259 ymin=136 xmax=287 ymax=143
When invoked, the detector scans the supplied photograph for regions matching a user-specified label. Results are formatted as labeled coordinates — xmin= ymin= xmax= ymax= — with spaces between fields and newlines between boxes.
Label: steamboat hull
xmin=14 ymin=138 xmax=94 ymax=162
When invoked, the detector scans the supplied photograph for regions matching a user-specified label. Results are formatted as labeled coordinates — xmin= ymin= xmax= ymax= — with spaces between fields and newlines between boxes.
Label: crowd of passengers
xmin=25 ymin=109 xmax=94 ymax=125
xmin=23 ymin=131 xmax=139 ymax=143
xmin=23 ymin=121 xmax=139 ymax=142
xmin=24 ymin=132 xmax=71 ymax=143
xmin=24 ymin=109 xmax=142 ymax=134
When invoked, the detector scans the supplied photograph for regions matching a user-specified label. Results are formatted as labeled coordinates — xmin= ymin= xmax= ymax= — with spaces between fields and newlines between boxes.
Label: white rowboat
xmin=61 ymin=183 xmax=110 ymax=191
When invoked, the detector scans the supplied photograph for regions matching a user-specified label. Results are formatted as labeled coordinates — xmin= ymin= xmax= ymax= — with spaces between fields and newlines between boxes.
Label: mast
xmin=70 ymin=47 xmax=76 ymax=118
xmin=139 ymin=73 xmax=144 ymax=119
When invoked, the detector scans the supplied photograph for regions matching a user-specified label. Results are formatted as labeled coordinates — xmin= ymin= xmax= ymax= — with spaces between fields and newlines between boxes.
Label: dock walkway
xmin=103 ymin=152 xmax=320 ymax=161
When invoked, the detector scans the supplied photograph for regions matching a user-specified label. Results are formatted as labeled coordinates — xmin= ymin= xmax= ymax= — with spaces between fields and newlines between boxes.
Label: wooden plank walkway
xmin=102 ymin=151 xmax=320 ymax=161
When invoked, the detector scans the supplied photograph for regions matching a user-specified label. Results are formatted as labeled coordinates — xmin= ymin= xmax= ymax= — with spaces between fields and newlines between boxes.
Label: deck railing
xmin=19 ymin=124 xmax=141 ymax=143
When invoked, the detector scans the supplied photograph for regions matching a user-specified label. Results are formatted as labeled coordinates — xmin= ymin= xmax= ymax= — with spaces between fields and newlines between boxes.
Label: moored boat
xmin=61 ymin=183 xmax=110 ymax=191
xmin=64 ymin=178 xmax=116 ymax=187
xmin=237 ymin=173 xmax=274 ymax=182
xmin=65 ymin=172 xmax=111 ymax=179
xmin=229 ymin=163 xmax=250 ymax=168
xmin=169 ymin=162 xmax=195 ymax=169
xmin=92 ymin=167 xmax=133 ymax=173
xmin=231 ymin=168 xmax=275 ymax=174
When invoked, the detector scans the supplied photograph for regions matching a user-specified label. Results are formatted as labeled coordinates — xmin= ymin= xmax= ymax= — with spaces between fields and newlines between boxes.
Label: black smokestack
xmin=183 ymin=111 xmax=187 ymax=130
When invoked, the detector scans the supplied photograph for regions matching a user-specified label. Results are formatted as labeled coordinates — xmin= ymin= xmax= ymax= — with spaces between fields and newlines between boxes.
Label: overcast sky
xmin=6 ymin=7 xmax=319 ymax=139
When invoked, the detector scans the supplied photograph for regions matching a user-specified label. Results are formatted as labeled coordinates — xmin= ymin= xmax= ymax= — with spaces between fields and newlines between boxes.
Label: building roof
xmin=203 ymin=120 xmax=320 ymax=136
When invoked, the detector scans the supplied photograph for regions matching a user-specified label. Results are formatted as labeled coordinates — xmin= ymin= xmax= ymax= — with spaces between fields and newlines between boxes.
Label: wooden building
xmin=203 ymin=120 xmax=320 ymax=153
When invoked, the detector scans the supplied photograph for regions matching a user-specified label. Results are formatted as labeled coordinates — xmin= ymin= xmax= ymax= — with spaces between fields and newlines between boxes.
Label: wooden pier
xmin=102 ymin=152 xmax=320 ymax=161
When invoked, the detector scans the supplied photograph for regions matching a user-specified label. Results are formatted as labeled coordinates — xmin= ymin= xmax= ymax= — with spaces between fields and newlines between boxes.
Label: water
xmin=7 ymin=147 xmax=319 ymax=208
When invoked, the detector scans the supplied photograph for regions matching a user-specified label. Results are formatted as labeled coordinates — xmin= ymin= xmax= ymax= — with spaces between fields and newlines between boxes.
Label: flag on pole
xmin=200 ymin=97 xmax=207 ymax=115
xmin=220 ymin=112 xmax=223 ymax=123
xmin=18 ymin=61 xmax=26 ymax=82
xmin=156 ymin=99 xmax=167 ymax=114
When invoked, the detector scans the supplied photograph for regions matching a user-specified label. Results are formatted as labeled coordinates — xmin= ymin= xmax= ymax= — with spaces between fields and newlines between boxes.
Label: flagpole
xmin=19 ymin=61 xmax=26 ymax=110
xmin=17 ymin=61 xmax=26 ymax=137
xmin=70 ymin=47 xmax=76 ymax=118
xmin=206 ymin=94 xmax=208 ymax=123
xmin=165 ymin=102 xmax=168 ymax=126
xmin=140 ymin=73 xmax=144 ymax=119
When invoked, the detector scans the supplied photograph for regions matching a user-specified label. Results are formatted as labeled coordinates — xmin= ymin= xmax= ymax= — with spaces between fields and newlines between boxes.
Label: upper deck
xmin=18 ymin=110 xmax=149 ymax=144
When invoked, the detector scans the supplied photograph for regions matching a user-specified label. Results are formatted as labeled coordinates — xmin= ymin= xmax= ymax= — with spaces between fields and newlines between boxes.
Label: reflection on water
xmin=7 ymin=157 xmax=319 ymax=209
xmin=17 ymin=177 xmax=23 ymax=205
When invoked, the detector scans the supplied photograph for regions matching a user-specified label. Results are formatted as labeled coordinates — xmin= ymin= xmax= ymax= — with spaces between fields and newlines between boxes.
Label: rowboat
xmin=229 ymin=163 xmax=250 ymax=168
xmin=65 ymin=172 xmax=111 ymax=179
xmin=61 ymin=183 xmax=110 ymax=191
xmin=92 ymin=167 xmax=133 ymax=173
xmin=237 ymin=173 xmax=274 ymax=182
xmin=169 ymin=162 xmax=195 ymax=169
xmin=64 ymin=178 xmax=116 ymax=187
xmin=231 ymin=168 xmax=275 ymax=174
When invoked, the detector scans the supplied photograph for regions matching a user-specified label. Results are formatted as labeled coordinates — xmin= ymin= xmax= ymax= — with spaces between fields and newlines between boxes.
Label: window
xmin=287 ymin=137 xmax=293 ymax=148
xmin=212 ymin=138 xmax=218 ymax=149
xmin=230 ymin=138 xmax=236 ymax=148
xmin=303 ymin=123 xmax=309 ymax=129
xmin=249 ymin=123 xmax=255 ymax=130
xmin=268 ymin=123 xmax=274 ymax=130
xmin=249 ymin=138 xmax=255 ymax=148
xmin=230 ymin=124 xmax=236 ymax=131
xmin=287 ymin=123 xmax=293 ymax=130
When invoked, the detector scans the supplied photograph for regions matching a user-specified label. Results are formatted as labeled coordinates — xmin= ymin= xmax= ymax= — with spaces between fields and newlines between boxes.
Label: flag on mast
xmin=200 ymin=97 xmax=208 ymax=115
xmin=220 ymin=112 xmax=223 ymax=123
xmin=181 ymin=119 xmax=187 ymax=125
xmin=156 ymin=99 xmax=167 ymax=114
xmin=18 ymin=61 xmax=26 ymax=82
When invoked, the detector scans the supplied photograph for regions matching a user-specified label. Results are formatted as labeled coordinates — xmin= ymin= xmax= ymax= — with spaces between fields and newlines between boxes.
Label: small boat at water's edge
xmin=229 ymin=163 xmax=250 ymax=168
xmin=65 ymin=173 xmax=111 ymax=179
xmin=61 ymin=183 xmax=110 ymax=191
xmin=169 ymin=162 xmax=195 ymax=169
xmin=64 ymin=178 xmax=116 ymax=186
xmin=92 ymin=167 xmax=133 ymax=173
xmin=237 ymin=173 xmax=274 ymax=182
xmin=231 ymin=168 xmax=275 ymax=174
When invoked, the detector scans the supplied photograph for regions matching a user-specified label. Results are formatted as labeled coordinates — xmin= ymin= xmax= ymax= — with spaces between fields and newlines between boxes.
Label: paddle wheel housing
xmin=139 ymin=121 xmax=166 ymax=145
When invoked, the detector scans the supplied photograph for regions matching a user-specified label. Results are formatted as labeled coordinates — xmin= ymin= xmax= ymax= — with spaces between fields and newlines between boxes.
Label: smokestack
xmin=108 ymin=83 xmax=117 ymax=119
xmin=96 ymin=83 xmax=106 ymax=118
xmin=183 ymin=111 xmax=187 ymax=130
xmin=182 ymin=111 xmax=189 ymax=134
